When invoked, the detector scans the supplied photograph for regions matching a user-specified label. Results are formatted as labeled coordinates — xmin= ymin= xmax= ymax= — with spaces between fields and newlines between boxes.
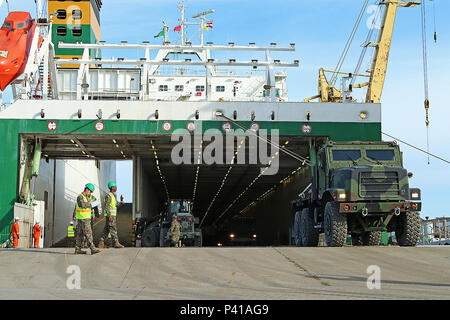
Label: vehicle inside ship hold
xmin=0 ymin=0 xmax=449 ymax=303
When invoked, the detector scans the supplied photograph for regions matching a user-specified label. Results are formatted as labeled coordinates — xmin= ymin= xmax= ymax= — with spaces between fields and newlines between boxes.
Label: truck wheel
xmin=396 ymin=211 xmax=420 ymax=247
xmin=324 ymin=202 xmax=348 ymax=247
xmin=351 ymin=234 xmax=363 ymax=246
xmin=300 ymin=208 xmax=319 ymax=247
xmin=194 ymin=232 xmax=203 ymax=247
xmin=293 ymin=211 xmax=303 ymax=247
xmin=160 ymin=228 xmax=170 ymax=247
xmin=361 ymin=231 xmax=382 ymax=246
xmin=142 ymin=227 xmax=159 ymax=247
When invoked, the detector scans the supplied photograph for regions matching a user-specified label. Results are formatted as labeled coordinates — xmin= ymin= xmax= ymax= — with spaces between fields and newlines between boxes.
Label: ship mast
xmin=178 ymin=1 xmax=186 ymax=45
xmin=178 ymin=0 xmax=214 ymax=46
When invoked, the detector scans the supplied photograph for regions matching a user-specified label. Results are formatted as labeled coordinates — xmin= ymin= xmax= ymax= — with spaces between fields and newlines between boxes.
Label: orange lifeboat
xmin=0 ymin=12 xmax=36 ymax=91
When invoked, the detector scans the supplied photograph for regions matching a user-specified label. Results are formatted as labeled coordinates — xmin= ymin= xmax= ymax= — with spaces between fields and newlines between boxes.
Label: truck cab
xmin=139 ymin=199 xmax=202 ymax=247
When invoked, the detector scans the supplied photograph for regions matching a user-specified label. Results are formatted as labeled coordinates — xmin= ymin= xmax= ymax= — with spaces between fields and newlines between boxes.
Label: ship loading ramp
xmin=0 ymin=100 xmax=381 ymax=246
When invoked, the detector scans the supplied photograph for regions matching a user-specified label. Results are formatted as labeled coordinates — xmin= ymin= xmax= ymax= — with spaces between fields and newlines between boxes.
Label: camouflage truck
xmin=139 ymin=199 xmax=202 ymax=247
xmin=292 ymin=141 xmax=422 ymax=247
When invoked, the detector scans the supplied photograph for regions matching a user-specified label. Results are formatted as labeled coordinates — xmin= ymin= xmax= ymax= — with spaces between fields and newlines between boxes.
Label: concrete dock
xmin=0 ymin=246 xmax=448 ymax=300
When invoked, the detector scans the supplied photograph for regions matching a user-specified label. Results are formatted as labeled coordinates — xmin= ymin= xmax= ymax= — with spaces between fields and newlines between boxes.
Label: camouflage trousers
xmin=67 ymin=237 xmax=75 ymax=248
xmin=171 ymin=233 xmax=181 ymax=246
xmin=101 ymin=216 xmax=119 ymax=243
xmin=75 ymin=219 xmax=96 ymax=250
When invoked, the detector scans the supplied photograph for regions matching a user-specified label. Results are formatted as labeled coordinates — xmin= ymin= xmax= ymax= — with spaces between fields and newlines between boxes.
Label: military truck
xmin=292 ymin=141 xmax=422 ymax=247
xmin=138 ymin=199 xmax=203 ymax=247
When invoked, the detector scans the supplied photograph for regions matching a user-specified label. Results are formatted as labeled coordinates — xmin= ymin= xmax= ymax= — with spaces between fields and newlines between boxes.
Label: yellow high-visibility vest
xmin=75 ymin=194 xmax=92 ymax=220
xmin=104 ymin=192 xmax=117 ymax=217
xmin=68 ymin=226 xmax=75 ymax=238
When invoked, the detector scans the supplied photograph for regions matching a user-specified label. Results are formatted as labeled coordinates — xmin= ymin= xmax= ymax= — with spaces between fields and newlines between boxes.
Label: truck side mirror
xmin=408 ymin=172 xmax=413 ymax=179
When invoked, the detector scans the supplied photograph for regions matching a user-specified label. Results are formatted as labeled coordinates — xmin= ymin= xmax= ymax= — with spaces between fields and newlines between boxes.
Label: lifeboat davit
xmin=0 ymin=12 xmax=36 ymax=91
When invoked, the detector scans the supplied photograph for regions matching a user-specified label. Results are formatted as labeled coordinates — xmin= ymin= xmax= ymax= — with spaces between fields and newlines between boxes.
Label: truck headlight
xmin=333 ymin=190 xmax=347 ymax=201
xmin=410 ymin=188 xmax=421 ymax=200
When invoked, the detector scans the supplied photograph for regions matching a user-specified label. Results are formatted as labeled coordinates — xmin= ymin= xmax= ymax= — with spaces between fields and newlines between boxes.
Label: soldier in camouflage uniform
xmin=98 ymin=181 xmax=124 ymax=249
xmin=73 ymin=192 xmax=98 ymax=248
xmin=74 ymin=184 xmax=100 ymax=255
xmin=170 ymin=215 xmax=182 ymax=247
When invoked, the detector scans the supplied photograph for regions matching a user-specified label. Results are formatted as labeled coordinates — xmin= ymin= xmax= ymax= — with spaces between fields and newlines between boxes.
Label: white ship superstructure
xmin=52 ymin=3 xmax=293 ymax=103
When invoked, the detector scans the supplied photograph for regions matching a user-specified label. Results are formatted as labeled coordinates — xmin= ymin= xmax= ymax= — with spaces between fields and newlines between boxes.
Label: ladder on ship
xmin=35 ymin=61 xmax=52 ymax=99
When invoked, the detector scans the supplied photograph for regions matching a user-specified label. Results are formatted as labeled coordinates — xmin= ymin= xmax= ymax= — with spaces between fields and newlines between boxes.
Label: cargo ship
xmin=0 ymin=0 xmax=425 ymax=247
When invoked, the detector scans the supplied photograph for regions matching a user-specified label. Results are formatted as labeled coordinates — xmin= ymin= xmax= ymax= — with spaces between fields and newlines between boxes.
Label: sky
xmin=2 ymin=0 xmax=449 ymax=218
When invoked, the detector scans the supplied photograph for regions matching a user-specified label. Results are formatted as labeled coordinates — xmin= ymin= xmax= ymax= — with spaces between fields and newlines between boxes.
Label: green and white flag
xmin=154 ymin=29 xmax=165 ymax=38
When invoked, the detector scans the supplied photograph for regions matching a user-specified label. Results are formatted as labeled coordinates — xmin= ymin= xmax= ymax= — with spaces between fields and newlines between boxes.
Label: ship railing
xmin=55 ymin=42 xmax=299 ymax=102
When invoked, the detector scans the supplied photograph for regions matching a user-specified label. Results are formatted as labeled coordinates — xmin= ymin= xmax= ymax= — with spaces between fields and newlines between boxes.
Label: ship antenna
xmin=178 ymin=0 xmax=187 ymax=46
xmin=163 ymin=20 xmax=169 ymax=43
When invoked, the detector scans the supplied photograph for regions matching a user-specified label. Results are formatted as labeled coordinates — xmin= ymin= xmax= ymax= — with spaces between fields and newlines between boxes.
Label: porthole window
xmin=72 ymin=27 xmax=82 ymax=37
xmin=72 ymin=10 xmax=82 ymax=20
xmin=56 ymin=26 xmax=67 ymax=36
xmin=56 ymin=9 xmax=66 ymax=19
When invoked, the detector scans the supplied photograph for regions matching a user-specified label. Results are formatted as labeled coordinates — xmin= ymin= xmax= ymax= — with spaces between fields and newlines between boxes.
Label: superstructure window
xmin=72 ymin=10 xmax=82 ymax=20
xmin=2 ymin=22 xmax=11 ymax=29
xmin=159 ymin=85 xmax=168 ymax=92
xmin=56 ymin=9 xmax=67 ymax=19
xmin=196 ymin=85 xmax=205 ymax=92
xmin=366 ymin=150 xmax=396 ymax=161
xmin=72 ymin=27 xmax=82 ymax=37
xmin=16 ymin=22 xmax=25 ymax=29
xmin=332 ymin=150 xmax=361 ymax=161
xmin=56 ymin=26 xmax=67 ymax=36
xmin=216 ymin=86 xmax=225 ymax=92
xmin=175 ymin=85 xmax=184 ymax=92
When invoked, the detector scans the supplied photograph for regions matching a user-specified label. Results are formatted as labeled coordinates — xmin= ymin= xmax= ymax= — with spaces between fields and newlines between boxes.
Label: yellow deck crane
xmin=305 ymin=0 xmax=420 ymax=103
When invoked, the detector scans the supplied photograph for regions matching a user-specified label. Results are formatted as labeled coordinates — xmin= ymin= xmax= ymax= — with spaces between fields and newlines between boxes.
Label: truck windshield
xmin=169 ymin=200 xmax=191 ymax=213
xmin=366 ymin=150 xmax=396 ymax=161
xmin=332 ymin=150 xmax=361 ymax=161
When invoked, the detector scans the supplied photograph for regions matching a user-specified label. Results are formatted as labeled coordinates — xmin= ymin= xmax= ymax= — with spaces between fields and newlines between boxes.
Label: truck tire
xmin=396 ymin=211 xmax=420 ymax=247
xmin=324 ymin=202 xmax=348 ymax=247
xmin=300 ymin=208 xmax=319 ymax=247
xmin=194 ymin=232 xmax=203 ymax=247
xmin=351 ymin=234 xmax=363 ymax=246
xmin=293 ymin=211 xmax=303 ymax=247
xmin=361 ymin=231 xmax=382 ymax=246
xmin=142 ymin=227 xmax=159 ymax=247
xmin=160 ymin=227 xmax=170 ymax=247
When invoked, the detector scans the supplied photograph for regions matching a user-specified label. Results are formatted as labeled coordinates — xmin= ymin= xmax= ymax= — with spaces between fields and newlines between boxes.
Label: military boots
xmin=75 ymin=249 xmax=87 ymax=255
xmin=114 ymin=240 xmax=124 ymax=248
xmin=98 ymin=240 xmax=106 ymax=248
